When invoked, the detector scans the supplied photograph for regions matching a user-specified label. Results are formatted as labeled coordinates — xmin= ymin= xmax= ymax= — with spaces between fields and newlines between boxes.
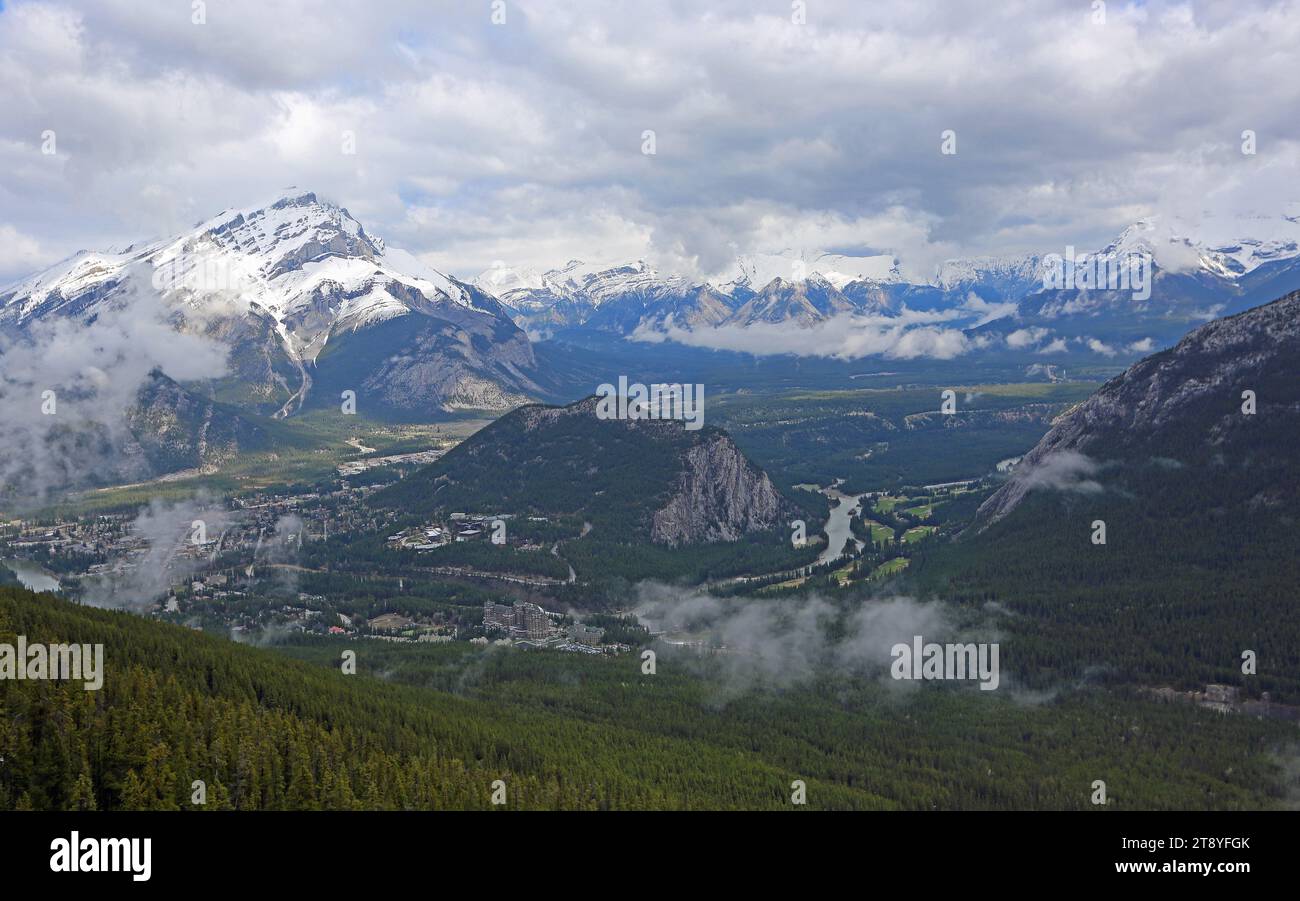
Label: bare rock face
xmin=727 ymin=274 xmax=857 ymax=327
xmin=976 ymin=290 xmax=1300 ymax=527
xmin=126 ymin=370 xmax=272 ymax=473
xmin=651 ymin=432 xmax=785 ymax=546
xmin=348 ymin=302 xmax=541 ymax=415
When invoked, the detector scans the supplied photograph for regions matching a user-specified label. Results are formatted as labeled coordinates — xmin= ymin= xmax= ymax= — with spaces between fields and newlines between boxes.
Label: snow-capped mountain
xmin=5 ymin=191 xmax=478 ymax=328
xmin=478 ymin=208 xmax=1300 ymax=358
xmin=1010 ymin=211 xmax=1300 ymax=340
xmin=934 ymin=254 xmax=1049 ymax=300
xmin=1 ymin=190 xmax=543 ymax=417
xmin=1096 ymin=212 xmax=1300 ymax=278
xmin=476 ymin=252 xmax=901 ymax=336
xmin=476 ymin=248 xmax=1055 ymax=339
xmin=715 ymin=250 xmax=902 ymax=293
xmin=726 ymin=273 xmax=859 ymax=326
xmin=475 ymin=259 xmax=740 ymax=337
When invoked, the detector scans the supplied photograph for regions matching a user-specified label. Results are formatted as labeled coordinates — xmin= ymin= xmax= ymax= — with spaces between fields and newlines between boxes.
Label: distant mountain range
xmin=5 ymin=189 xmax=1300 ymax=485
xmin=477 ymin=211 xmax=1300 ymax=356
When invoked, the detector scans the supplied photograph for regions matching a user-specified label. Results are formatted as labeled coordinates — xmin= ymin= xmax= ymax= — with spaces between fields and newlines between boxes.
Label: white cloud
xmin=1006 ymin=326 xmax=1051 ymax=349
xmin=632 ymin=582 xmax=978 ymax=693
xmin=1013 ymin=450 xmax=1104 ymax=495
xmin=959 ymin=294 xmax=1019 ymax=327
xmin=0 ymin=0 xmax=1298 ymax=281
xmin=633 ymin=312 xmax=972 ymax=360
xmin=0 ymin=224 xmax=55 ymax=279
xmin=0 ymin=269 xmax=229 ymax=507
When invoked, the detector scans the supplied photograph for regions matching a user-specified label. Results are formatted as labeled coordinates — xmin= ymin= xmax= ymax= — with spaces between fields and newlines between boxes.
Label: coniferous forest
xmin=3 ymin=584 xmax=1296 ymax=811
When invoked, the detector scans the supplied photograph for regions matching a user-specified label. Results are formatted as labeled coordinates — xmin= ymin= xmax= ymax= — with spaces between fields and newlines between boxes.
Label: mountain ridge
xmin=975 ymin=288 xmax=1300 ymax=528
xmin=479 ymin=210 xmax=1300 ymax=351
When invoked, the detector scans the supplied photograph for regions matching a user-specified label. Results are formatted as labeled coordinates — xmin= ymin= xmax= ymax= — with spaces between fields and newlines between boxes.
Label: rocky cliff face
xmin=977 ymin=290 xmax=1300 ymax=527
xmin=309 ymin=294 xmax=540 ymax=418
xmin=125 ymin=371 xmax=277 ymax=474
xmin=651 ymin=432 xmax=785 ymax=546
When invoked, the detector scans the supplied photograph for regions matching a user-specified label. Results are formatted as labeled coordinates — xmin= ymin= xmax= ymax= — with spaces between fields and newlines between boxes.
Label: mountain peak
xmin=269 ymin=187 xmax=318 ymax=207
xmin=176 ymin=188 xmax=383 ymax=284
xmin=0 ymin=189 xmax=541 ymax=422
xmin=0 ymin=189 xmax=475 ymax=327
xmin=1097 ymin=211 xmax=1300 ymax=278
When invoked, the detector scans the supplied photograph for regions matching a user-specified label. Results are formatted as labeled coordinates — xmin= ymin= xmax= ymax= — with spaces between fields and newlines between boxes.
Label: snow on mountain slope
xmin=1 ymin=190 xmax=479 ymax=354
xmin=476 ymin=259 xmax=691 ymax=308
xmin=998 ymin=210 xmax=1300 ymax=345
xmin=475 ymin=259 xmax=729 ymax=337
xmin=475 ymin=261 xmax=550 ymax=299
xmin=475 ymin=209 xmax=1300 ymax=346
xmin=714 ymin=250 xmax=902 ymax=293
xmin=478 ymin=250 xmax=902 ymax=335
xmin=726 ymin=273 xmax=857 ymax=326
xmin=934 ymin=254 xmax=1048 ymax=298
xmin=1092 ymin=211 xmax=1300 ymax=279
xmin=0 ymin=190 xmax=541 ymax=417
xmin=583 ymin=261 xmax=694 ymax=304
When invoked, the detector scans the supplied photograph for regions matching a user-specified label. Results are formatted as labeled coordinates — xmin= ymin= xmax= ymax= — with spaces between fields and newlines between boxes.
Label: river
xmin=816 ymin=488 xmax=865 ymax=566
xmin=2 ymin=558 xmax=61 ymax=593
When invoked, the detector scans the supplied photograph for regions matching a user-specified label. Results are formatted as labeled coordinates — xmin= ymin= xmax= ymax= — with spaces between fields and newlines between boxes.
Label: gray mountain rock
xmin=977 ymin=290 xmax=1300 ymax=527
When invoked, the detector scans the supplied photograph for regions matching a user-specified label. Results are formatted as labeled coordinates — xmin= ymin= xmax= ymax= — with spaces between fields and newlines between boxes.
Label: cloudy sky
xmin=1 ymin=0 xmax=1298 ymax=285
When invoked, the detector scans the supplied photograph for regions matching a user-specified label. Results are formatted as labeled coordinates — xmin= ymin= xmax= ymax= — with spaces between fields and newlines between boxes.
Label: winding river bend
xmin=816 ymin=487 xmax=866 ymax=566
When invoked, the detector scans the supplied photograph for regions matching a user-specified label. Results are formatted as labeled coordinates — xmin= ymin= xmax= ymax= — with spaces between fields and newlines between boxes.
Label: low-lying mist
xmin=631 ymin=580 xmax=1002 ymax=698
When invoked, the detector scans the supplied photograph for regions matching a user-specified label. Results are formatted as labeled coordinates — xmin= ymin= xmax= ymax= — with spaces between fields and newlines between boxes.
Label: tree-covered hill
xmin=3 ymin=585 xmax=1296 ymax=810
xmin=374 ymin=395 xmax=808 ymax=545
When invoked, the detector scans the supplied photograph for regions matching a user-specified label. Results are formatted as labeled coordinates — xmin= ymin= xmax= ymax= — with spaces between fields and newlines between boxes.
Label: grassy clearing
xmin=873 ymin=495 xmax=909 ymax=514
xmin=903 ymin=525 xmax=937 ymax=544
xmin=871 ymin=557 xmax=910 ymax=579
xmin=22 ymin=415 xmax=490 ymax=518
xmin=864 ymin=520 xmax=895 ymax=543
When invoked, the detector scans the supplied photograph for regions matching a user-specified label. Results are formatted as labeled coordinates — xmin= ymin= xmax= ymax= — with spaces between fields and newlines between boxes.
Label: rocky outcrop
xmin=727 ymin=274 xmax=857 ymax=327
xmin=651 ymin=432 xmax=785 ymax=546
xmin=125 ymin=370 xmax=274 ymax=474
